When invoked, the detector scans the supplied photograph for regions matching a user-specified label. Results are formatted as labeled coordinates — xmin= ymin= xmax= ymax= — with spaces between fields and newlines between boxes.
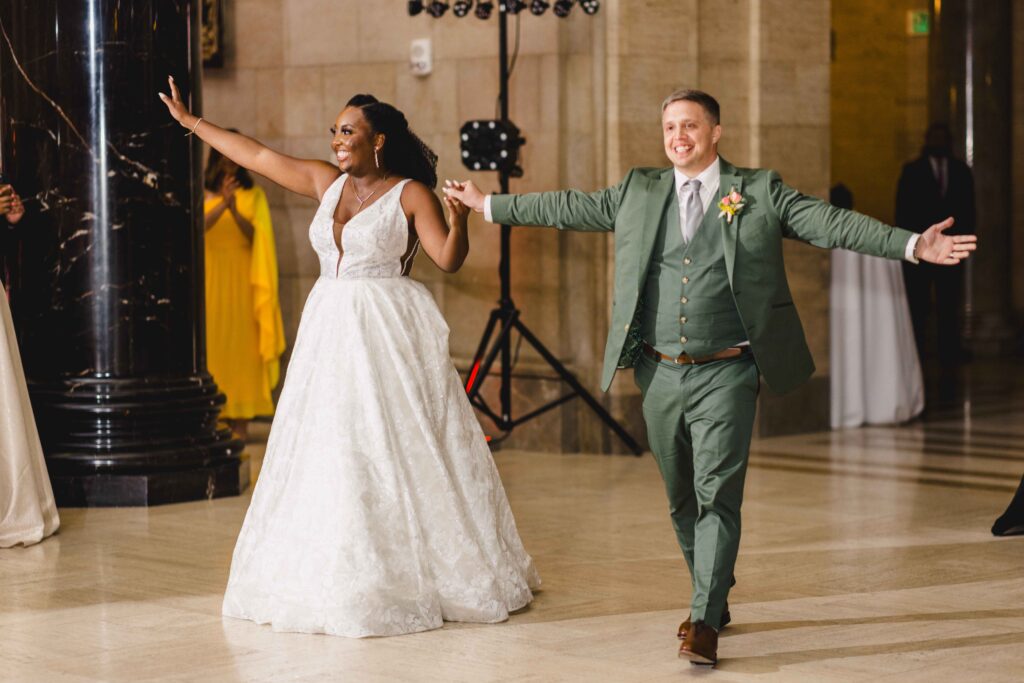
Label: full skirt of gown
xmin=222 ymin=275 xmax=539 ymax=637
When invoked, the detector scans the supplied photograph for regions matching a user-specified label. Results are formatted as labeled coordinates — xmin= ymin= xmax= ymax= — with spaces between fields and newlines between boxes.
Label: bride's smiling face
xmin=330 ymin=107 xmax=382 ymax=174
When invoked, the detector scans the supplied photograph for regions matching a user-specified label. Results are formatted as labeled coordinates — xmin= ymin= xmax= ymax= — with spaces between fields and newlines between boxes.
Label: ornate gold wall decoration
xmin=201 ymin=0 xmax=224 ymax=67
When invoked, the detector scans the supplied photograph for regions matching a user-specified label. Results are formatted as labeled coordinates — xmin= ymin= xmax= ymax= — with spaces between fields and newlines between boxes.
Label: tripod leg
xmin=512 ymin=318 xmax=643 ymax=455
xmin=467 ymin=309 xmax=520 ymax=415
xmin=465 ymin=309 xmax=502 ymax=396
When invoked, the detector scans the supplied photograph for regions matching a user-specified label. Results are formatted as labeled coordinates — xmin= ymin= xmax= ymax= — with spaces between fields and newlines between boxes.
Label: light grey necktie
xmin=680 ymin=179 xmax=703 ymax=244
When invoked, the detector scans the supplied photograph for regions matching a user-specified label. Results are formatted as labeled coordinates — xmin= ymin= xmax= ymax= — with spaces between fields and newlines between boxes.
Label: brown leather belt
xmin=641 ymin=342 xmax=750 ymax=366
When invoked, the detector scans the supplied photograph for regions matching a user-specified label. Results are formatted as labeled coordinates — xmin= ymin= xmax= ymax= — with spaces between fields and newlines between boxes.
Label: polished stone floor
xmin=2 ymin=361 xmax=1023 ymax=682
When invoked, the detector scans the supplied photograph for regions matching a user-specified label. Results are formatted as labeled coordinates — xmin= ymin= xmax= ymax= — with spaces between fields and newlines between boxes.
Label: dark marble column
xmin=929 ymin=0 xmax=1016 ymax=353
xmin=0 ymin=1 xmax=246 ymax=506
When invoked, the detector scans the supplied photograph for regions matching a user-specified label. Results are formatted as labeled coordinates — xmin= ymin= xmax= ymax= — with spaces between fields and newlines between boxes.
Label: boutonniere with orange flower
xmin=717 ymin=187 xmax=746 ymax=224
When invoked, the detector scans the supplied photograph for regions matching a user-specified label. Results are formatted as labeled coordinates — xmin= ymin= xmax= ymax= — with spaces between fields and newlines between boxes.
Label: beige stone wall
xmin=203 ymin=0 xmax=613 ymax=451
xmin=599 ymin=0 xmax=834 ymax=437
xmin=749 ymin=0 xmax=833 ymax=389
xmin=831 ymin=0 xmax=930 ymax=225
xmin=203 ymin=0 xmax=835 ymax=449
xmin=203 ymin=0 xmax=577 ymax=362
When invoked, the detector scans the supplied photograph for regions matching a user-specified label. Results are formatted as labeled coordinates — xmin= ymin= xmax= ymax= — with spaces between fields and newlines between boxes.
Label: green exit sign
xmin=907 ymin=10 xmax=930 ymax=36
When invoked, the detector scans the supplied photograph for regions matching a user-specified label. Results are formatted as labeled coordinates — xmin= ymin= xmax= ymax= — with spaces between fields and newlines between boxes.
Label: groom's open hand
xmin=443 ymin=180 xmax=486 ymax=213
xmin=915 ymin=217 xmax=978 ymax=266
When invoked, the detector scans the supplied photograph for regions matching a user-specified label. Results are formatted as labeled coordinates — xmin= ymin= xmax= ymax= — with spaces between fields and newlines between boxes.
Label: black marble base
xmin=52 ymin=450 xmax=249 ymax=507
xmin=0 ymin=3 xmax=245 ymax=506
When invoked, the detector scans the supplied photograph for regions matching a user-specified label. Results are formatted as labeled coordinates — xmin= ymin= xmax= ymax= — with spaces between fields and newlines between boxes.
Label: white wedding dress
xmin=1 ymin=290 xmax=60 ymax=548
xmin=222 ymin=175 xmax=539 ymax=637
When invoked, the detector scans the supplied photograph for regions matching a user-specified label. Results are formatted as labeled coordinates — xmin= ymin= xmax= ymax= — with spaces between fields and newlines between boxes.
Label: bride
xmin=159 ymin=77 xmax=539 ymax=637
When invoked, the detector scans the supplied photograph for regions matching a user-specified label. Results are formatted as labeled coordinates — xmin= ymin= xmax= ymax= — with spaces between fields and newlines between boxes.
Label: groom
xmin=445 ymin=89 xmax=977 ymax=665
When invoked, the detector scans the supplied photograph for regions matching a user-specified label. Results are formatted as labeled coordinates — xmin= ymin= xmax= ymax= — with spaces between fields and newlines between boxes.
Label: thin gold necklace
xmin=351 ymin=174 xmax=388 ymax=209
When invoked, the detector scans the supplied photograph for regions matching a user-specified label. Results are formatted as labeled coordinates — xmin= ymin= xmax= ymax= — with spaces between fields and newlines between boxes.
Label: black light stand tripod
xmin=462 ymin=7 xmax=641 ymax=455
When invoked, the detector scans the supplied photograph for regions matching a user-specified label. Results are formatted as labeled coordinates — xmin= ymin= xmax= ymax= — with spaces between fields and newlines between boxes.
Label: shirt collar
xmin=674 ymin=156 xmax=721 ymax=197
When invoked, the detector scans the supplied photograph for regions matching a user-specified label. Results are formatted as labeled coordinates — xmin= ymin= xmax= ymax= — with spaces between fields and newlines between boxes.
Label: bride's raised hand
xmin=442 ymin=179 xmax=486 ymax=213
xmin=157 ymin=75 xmax=199 ymax=130
xmin=156 ymin=75 xmax=337 ymax=202
xmin=444 ymin=193 xmax=470 ymax=228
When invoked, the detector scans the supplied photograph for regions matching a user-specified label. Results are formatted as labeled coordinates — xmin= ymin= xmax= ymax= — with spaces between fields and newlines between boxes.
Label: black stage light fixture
xmin=553 ymin=0 xmax=574 ymax=18
xmin=530 ymin=0 xmax=550 ymax=15
xmin=453 ymin=0 xmax=473 ymax=17
xmin=426 ymin=1 xmax=450 ymax=17
xmin=475 ymin=0 xmax=494 ymax=19
xmin=580 ymin=0 xmax=599 ymax=14
xmin=408 ymin=0 xmax=425 ymax=16
xmin=460 ymin=120 xmax=524 ymax=175
xmin=506 ymin=0 xmax=528 ymax=14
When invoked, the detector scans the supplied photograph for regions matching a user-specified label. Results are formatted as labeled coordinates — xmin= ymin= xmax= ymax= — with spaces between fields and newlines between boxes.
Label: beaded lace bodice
xmin=310 ymin=175 xmax=418 ymax=279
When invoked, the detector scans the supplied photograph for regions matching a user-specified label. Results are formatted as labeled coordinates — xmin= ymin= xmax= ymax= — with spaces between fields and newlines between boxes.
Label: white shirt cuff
xmin=484 ymin=195 xmax=493 ymax=223
xmin=904 ymin=234 xmax=920 ymax=263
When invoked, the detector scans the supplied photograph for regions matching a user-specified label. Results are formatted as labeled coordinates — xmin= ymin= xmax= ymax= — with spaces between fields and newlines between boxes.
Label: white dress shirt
xmin=928 ymin=155 xmax=948 ymax=197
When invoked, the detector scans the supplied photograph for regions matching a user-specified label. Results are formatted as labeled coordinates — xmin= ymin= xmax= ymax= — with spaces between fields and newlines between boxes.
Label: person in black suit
xmin=993 ymin=477 xmax=1024 ymax=536
xmin=896 ymin=123 xmax=975 ymax=363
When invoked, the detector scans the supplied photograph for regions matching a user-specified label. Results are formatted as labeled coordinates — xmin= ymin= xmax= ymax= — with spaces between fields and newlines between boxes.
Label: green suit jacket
xmin=490 ymin=158 xmax=916 ymax=394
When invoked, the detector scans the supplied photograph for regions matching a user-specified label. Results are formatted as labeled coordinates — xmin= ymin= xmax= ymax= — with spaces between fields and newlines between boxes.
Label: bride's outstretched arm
xmin=158 ymin=76 xmax=338 ymax=201
xmin=401 ymin=181 xmax=469 ymax=273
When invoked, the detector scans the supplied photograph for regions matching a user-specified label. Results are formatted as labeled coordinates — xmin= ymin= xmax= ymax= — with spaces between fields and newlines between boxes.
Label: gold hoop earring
xmin=374 ymin=148 xmax=380 ymax=169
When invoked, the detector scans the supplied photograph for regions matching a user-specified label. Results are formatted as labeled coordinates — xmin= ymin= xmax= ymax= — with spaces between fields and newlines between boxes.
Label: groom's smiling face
xmin=662 ymin=100 xmax=721 ymax=175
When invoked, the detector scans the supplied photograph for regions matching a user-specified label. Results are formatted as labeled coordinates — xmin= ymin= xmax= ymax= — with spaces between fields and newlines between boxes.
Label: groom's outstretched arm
xmin=766 ymin=171 xmax=977 ymax=266
xmin=766 ymin=171 xmax=915 ymax=259
xmin=444 ymin=173 xmax=633 ymax=233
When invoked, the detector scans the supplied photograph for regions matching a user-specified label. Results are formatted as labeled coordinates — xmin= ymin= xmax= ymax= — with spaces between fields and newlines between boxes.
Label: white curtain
xmin=830 ymin=250 xmax=924 ymax=429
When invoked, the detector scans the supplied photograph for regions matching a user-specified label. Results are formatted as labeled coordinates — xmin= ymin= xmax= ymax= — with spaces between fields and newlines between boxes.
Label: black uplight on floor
xmin=407 ymin=1 xmax=639 ymax=455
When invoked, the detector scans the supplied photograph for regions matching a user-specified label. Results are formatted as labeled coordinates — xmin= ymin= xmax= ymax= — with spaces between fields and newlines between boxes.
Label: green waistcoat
xmin=639 ymin=196 xmax=747 ymax=358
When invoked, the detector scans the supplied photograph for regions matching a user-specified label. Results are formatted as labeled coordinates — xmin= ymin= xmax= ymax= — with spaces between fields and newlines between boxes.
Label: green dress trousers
xmin=633 ymin=352 xmax=759 ymax=629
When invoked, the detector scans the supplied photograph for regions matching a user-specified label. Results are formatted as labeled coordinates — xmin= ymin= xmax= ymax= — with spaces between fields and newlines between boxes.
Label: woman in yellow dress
xmin=203 ymin=146 xmax=285 ymax=442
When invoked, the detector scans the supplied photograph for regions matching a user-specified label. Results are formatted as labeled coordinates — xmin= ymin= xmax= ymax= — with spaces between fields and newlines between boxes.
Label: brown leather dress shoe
xmin=678 ymin=620 xmax=718 ymax=665
xmin=677 ymin=604 xmax=730 ymax=639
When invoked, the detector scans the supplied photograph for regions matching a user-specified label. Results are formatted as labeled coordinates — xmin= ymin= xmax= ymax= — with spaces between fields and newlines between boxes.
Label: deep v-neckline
xmin=331 ymin=175 xmax=405 ymax=253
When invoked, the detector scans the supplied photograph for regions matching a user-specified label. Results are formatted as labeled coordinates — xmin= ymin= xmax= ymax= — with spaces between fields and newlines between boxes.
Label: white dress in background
xmin=0 ymin=290 xmax=60 ymax=548
xmin=830 ymin=250 xmax=925 ymax=429
xmin=222 ymin=175 xmax=539 ymax=637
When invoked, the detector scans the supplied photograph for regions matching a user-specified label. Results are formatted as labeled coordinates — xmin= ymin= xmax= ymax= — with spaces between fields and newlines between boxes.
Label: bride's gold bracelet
xmin=185 ymin=117 xmax=204 ymax=137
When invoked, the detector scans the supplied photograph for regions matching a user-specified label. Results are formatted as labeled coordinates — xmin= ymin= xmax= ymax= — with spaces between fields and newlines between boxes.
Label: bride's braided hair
xmin=346 ymin=94 xmax=438 ymax=189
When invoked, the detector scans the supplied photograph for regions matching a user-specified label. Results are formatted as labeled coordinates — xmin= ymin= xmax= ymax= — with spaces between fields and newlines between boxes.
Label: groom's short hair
xmin=662 ymin=89 xmax=720 ymax=126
